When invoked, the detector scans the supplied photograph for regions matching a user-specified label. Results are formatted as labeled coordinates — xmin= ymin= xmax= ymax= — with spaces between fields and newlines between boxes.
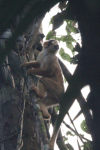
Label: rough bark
xmin=0 ymin=1 xmax=45 ymax=150
xmin=0 ymin=57 xmax=24 ymax=150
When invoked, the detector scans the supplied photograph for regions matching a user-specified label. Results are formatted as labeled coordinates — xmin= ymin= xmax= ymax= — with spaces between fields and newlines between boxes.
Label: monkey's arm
xmin=27 ymin=68 xmax=53 ymax=77
xmin=21 ymin=61 xmax=40 ymax=68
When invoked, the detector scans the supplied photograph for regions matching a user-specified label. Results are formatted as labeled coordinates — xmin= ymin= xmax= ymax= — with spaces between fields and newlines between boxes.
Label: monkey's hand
xmin=21 ymin=61 xmax=40 ymax=68
xmin=21 ymin=62 xmax=28 ymax=68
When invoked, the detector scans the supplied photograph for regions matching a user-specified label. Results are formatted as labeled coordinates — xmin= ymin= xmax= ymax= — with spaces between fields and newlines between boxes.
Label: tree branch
xmin=58 ymin=58 xmax=93 ymax=134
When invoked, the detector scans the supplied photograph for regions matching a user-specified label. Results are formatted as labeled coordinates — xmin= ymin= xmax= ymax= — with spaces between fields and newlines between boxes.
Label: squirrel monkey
xmin=21 ymin=40 xmax=64 ymax=119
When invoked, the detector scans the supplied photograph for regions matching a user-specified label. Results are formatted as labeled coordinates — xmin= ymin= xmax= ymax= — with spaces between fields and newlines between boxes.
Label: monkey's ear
xmin=43 ymin=41 xmax=49 ymax=48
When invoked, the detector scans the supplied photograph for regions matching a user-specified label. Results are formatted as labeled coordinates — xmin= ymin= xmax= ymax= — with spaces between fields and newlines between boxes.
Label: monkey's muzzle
xmin=54 ymin=45 xmax=59 ymax=50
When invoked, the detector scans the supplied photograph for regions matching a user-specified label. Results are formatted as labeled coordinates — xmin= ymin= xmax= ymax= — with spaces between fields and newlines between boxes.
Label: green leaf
xmin=65 ymin=20 xmax=79 ymax=34
xmin=81 ymin=120 xmax=90 ymax=134
xmin=55 ymin=106 xmax=59 ymax=113
xmin=66 ymin=131 xmax=75 ymax=136
xmin=66 ymin=26 xmax=71 ymax=36
xmin=70 ymin=26 xmax=79 ymax=33
xmin=64 ymin=77 xmax=67 ymax=83
xmin=56 ymin=37 xmax=61 ymax=41
xmin=49 ymin=17 xmax=54 ymax=25
xmin=66 ymin=42 xmax=73 ymax=51
xmin=63 ymin=136 xmax=68 ymax=142
xmin=46 ymin=30 xmax=56 ymax=40
xmin=60 ymin=36 xmax=75 ymax=43
xmin=60 ymin=36 xmax=68 ymax=42
xmin=59 ymin=48 xmax=71 ymax=62
xmin=65 ymin=19 xmax=73 ymax=25
xmin=66 ymin=36 xmax=75 ymax=42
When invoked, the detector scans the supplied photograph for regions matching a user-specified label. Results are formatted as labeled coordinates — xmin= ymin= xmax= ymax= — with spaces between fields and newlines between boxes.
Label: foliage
xmin=82 ymin=141 xmax=94 ymax=150
xmin=57 ymin=35 xmax=75 ymax=43
xmin=47 ymin=11 xmax=79 ymax=63
xmin=49 ymin=17 xmax=54 ymax=25
xmin=81 ymin=120 xmax=90 ymax=134
xmin=59 ymin=48 xmax=71 ymax=62
xmin=63 ymin=136 xmax=68 ymax=142
xmin=70 ymin=54 xmax=79 ymax=64
xmin=50 ymin=14 xmax=64 ymax=30
xmin=46 ymin=30 xmax=56 ymax=40
xmin=66 ymin=42 xmax=73 ymax=51
xmin=65 ymin=20 xmax=79 ymax=34
xmin=55 ymin=106 xmax=59 ymax=113
xmin=1 ymin=0 xmax=98 ymax=149
xmin=73 ymin=43 xmax=81 ymax=52
xmin=43 ymin=1 xmax=100 ymax=150
xmin=66 ymin=131 xmax=75 ymax=136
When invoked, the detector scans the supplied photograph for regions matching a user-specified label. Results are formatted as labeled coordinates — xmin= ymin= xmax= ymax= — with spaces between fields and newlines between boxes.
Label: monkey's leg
xmin=30 ymin=80 xmax=46 ymax=99
xmin=43 ymin=96 xmax=58 ymax=106
xmin=40 ymin=77 xmax=64 ymax=99
xmin=38 ymin=100 xmax=51 ymax=120
xmin=21 ymin=61 xmax=40 ymax=68
xmin=38 ymin=96 xmax=58 ymax=120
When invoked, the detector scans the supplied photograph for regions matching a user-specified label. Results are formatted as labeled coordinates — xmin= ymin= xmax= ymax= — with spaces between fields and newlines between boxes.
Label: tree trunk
xmin=0 ymin=3 xmax=45 ymax=150
xmin=70 ymin=1 xmax=100 ymax=149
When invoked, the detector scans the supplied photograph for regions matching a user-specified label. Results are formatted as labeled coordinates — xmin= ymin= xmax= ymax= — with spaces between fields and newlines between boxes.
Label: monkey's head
xmin=43 ymin=40 xmax=59 ymax=54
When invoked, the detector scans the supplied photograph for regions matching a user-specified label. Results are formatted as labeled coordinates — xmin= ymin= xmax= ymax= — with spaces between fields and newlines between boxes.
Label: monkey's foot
xmin=39 ymin=102 xmax=51 ymax=120
xmin=29 ymin=86 xmax=44 ymax=99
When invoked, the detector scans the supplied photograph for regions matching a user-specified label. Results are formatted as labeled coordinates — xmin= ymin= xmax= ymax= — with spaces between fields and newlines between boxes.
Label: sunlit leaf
xmin=69 ymin=25 xmax=79 ymax=33
xmin=64 ymin=77 xmax=67 ymax=83
xmin=65 ymin=19 xmax=74 ymax=25
xmin=60 ymin=36 xmax=75 ymax=43
xmin=46 ymin=30 xmax=56 ymax=40
xmin=63 ymin=136 xmax=68 ymax=142
xmin=81 ymin=120 xmax=90 ymax=134
xmin=59 ymin=48 xmax=71 ymax=62
xmin=49 ymin=17 xmax=54 ymax=25
xmin=66 ymin=131 xmax=75 ymax=136
xmin=66 ymin=41 xmax=73 ymax=51
xmin=56 ymin=37 xmax=61 ymax=41
xmin=66 ymin=26 xmax=71 ymax=36
xmin=65 ymin=20 xmax=79 ymax=34
xmin=55 ymin=106 xmax=59 ymax=113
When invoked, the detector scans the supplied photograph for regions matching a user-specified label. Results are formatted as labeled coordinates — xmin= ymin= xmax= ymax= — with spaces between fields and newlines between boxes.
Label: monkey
xmin=21 ymin=39 xmax=64 ymax=120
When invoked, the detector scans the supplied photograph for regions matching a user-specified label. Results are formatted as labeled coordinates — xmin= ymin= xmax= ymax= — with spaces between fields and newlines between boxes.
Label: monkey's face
xmin=43 ymin=40 xmax=59 ymax=53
